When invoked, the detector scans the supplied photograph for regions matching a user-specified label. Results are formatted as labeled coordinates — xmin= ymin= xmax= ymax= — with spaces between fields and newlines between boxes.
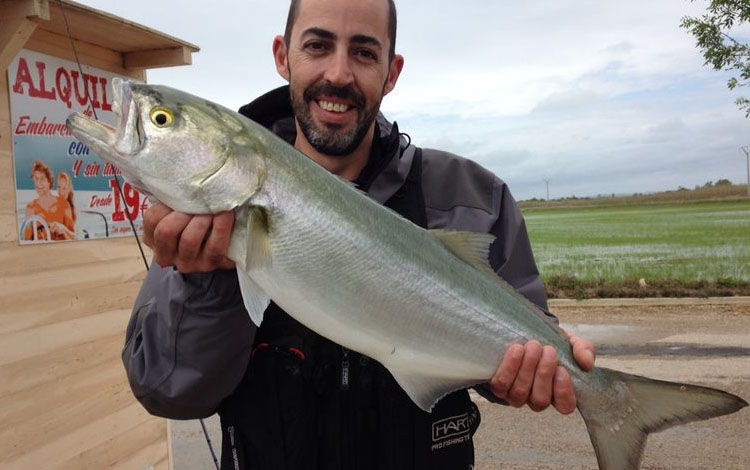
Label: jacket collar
xmin=238 ymin=86 xmax=414 ymax=203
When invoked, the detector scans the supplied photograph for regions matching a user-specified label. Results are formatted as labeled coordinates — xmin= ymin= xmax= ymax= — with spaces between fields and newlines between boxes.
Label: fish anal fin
xmin=429 ymin=229 xmax=496 ymax=277
xmin=236 ymin=268 xmax=270 ymax=326
xmin=390 ymin=368 xmax=482 ymax=412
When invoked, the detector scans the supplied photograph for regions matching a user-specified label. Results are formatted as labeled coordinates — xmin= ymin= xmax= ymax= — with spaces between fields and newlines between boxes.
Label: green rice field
xmin=522 ymin=200 xmax=750 ymax=296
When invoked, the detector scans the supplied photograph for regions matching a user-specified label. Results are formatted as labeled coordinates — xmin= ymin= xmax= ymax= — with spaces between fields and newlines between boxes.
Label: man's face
xmin=276 ymin=0 xmax=402 ymax=156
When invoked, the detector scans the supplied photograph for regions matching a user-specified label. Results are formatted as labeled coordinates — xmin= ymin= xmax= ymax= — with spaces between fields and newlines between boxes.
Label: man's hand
xmin=489 ymin=332 xmax=595 ymax=414
xmin=143 ymin=201 xmax=236 ymax=273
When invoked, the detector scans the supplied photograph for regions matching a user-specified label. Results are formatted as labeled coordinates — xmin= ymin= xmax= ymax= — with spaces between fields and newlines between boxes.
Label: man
xmin=123 ymin=0 xmax=595 ymax=468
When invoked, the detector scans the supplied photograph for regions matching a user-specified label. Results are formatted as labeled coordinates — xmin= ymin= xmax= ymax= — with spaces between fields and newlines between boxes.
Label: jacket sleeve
xmin=122 ymin=263 xmax=256 ymax=419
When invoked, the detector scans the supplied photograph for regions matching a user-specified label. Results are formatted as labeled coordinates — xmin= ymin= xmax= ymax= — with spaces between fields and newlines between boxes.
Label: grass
xmin=521 ymin=197 xmax=750 ymax=299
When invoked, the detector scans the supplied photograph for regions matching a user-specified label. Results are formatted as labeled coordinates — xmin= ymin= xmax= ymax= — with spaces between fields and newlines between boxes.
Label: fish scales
xmin=251 ymin=145 xmax=556 ymax=383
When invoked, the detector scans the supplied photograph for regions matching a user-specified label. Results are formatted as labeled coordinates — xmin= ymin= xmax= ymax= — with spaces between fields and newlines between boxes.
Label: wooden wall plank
xmin=0 ymin=15 xmax=37 ymax=78
xmin=54 ymin=418 xmax=168 ymax=470
xmin=0 ymin=356 xmax=127 ymax=435
xmin=0 ymin=236 xmax=151 ymax=275
xmin=0 ymin=308 xmax=130 ymax=366
xmin=24 ymin=28 xmax=143 ymax=78
xmin=0 ymin=279 xmax=142 ymax=335
xmin=1 ymin=402 xmax=155 ymax=470
xmin=123 ymin=45 xmax=192 ymax=69
xmin=0 ymin=332 xmax=122 ymax=398
xmin=0 ymin=252 xmax=146 ymax=301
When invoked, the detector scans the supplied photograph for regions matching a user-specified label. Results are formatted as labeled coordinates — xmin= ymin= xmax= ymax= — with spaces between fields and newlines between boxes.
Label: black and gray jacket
xmin=123 ymin=86 xmax=550 ymax=470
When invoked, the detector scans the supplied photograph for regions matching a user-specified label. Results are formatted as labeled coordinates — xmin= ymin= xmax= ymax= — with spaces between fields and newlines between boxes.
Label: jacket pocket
xmin=220 ymin=336 xmax=317 ymax=470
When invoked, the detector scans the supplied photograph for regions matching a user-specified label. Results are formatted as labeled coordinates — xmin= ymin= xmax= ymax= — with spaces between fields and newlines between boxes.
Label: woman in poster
xmin=23 ymin=159 xmax=76 ymax=241
xmin=57 ymin=171 xmax=77 ymax=224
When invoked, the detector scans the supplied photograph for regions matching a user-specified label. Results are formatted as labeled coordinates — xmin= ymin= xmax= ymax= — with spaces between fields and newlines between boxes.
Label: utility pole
xmin=543 ymin=179 xmax=550 ymax=200
xmin=742 ymin=147 xmax=750 ymax=197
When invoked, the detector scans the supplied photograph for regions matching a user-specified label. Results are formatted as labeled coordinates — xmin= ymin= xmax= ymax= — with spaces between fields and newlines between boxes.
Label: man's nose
xmin=324 ymin=49 xmax=355 ymax=86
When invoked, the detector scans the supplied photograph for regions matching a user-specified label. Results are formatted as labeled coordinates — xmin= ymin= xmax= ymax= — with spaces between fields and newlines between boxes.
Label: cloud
xmin=77 ymin=0 xmax=748 ymax=200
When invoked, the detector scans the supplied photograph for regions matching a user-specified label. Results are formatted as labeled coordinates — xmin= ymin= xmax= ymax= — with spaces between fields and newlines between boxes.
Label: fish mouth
xmin=66 ymin=77 xmax=145 ymax=164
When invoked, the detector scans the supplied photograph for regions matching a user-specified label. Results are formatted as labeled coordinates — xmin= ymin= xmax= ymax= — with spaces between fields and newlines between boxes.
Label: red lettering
xmin=12 ymin=56 xmax=116 ymax=110
xmin=55 ymin=67 xmax=73 ymax=109
xmin=12 ymin=58 xmax=39 ymax=95
xmin=72 ymin=159 xmax=83 ymax=177
xmin=88 ymin=75 xmax=101 ymax=109
xmin=14 ymin=115 xmax=30 ymax=134
xmin=99 ymin=77 xmax=112 ymax=111
xmin=88 ymin=194 xmax=113 ymax=207
xmin=84 ymin=162 xmax=100 ymax=177
xmin=102 ymin=162 xmax=122 ymax=176
xmin=34 ymin=61 xmax=56 ymax=100
xmin=71 ymin=70 xmax=89 ymax=106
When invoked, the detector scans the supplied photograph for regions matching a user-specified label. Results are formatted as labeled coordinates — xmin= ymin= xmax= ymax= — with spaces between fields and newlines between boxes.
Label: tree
xmin=681 ymin=1 xmax=750 ymax=116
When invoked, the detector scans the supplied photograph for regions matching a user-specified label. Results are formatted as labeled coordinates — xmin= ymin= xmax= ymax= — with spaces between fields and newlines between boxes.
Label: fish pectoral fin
xmin=429 ymin=229 xmax=497 ymax=277
xmin=247 ymin=206 xmax=272 ymax=270
xmin=236 ymin=268 xmax=270 ymax=326
xmin=390 ymin=369 xmax=482 ymax=412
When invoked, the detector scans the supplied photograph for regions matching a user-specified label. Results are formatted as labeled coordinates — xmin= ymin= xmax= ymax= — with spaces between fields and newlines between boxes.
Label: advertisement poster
xmin=8 ymin=49 xmax=148 ymax=244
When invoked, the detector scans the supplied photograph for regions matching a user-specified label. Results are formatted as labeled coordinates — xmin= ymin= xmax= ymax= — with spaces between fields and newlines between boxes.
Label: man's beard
xmin=290 ymin=80 xmax=381 ymax=156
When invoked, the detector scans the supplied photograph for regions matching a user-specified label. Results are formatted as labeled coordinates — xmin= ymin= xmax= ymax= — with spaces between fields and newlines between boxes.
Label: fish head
xmin=66 ymin=78 xmax=266 ymax=214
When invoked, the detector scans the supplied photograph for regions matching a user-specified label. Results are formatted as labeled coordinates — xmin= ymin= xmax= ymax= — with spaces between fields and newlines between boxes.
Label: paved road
xmin=171 ymin=298 xmax=750 ymax=469
xmin=474 ymin=298 xmax=750 ymax=469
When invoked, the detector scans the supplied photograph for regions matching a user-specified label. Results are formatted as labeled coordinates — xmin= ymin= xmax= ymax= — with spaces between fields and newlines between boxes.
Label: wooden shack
xmin=1 ymin=1 xmax=198 ymax=468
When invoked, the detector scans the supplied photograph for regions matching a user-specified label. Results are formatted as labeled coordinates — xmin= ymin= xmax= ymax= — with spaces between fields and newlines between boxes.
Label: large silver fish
xmin=67 ymin=78 xmax=746 ymax=470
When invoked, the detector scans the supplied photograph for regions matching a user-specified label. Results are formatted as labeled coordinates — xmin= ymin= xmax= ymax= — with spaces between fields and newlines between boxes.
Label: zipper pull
xmin=341 ymin=347 xmax=350 ymax=390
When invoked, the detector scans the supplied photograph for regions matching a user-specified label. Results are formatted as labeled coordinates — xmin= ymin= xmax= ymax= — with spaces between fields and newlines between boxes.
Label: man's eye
xmin=355 ymin=49 xmax=377 ymax=61
xmin=305 ymin=41 xmax=328 ymax=52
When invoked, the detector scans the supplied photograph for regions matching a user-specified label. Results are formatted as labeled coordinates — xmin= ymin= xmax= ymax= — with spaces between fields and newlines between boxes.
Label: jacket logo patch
xmin=431 ymin=413 xmax=471 ymax=450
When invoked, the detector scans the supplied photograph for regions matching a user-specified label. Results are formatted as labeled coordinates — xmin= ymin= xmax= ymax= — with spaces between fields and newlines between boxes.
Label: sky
xmin=76 ymin=0 xmax=750 ymax=200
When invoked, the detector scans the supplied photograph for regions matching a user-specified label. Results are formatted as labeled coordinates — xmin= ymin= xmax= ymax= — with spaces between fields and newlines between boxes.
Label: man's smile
xmin=317 ymin=100 xmax=351 ymax=113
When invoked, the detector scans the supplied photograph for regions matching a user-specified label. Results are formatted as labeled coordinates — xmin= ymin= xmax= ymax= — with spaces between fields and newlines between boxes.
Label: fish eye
xmin=150 ymin=107 xmax=174 ymax=127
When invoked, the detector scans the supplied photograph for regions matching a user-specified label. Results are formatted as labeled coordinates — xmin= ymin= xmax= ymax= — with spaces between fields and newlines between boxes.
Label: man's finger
xmin=490 ymin=343 xmax=524 ymax=400
xmin=143 ymin=202 xmax=173 ymax=248
xmin=552 ymin=366 xmax=576 ymax=414
xmin=202 ymin=211 xmax=235 ymax=268
xmin=176 ymin=215 xmax=213 ymax=271
xmin=528 ymin=345 xmax=558 ymax=412
xmin=570 ymin=334 xmax=596 ymax=371
xmin=507 ymin=340 xmax=542 ymax=407
xmin=152 ymin=211 xmax=192 ymax=267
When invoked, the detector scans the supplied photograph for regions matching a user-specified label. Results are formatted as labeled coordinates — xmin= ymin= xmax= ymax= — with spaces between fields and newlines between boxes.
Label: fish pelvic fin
xmin=247 ymin=206 xmax=272 ymax=270
xmin=577 ymin=367 xmax=747 ymax=470
xmin=236 ymin=268 xmax=270 ymax=326
xmin=234 ymin=205 xmax=273 ymax=326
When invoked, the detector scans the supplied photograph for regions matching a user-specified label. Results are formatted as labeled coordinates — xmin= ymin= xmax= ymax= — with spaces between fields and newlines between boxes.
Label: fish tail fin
xmin=577 ymin=367 xmax=747 ymax=470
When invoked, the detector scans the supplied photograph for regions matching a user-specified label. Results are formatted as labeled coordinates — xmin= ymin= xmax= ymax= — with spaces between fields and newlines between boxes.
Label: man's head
xmin=273 ymin=0 xmax=404 ymax=157
xmin=284 ymin=0 xmax=398 ymax=60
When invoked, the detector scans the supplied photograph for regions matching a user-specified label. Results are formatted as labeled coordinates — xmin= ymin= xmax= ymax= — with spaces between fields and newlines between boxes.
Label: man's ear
xmin=273 ymin=35 xmax=290 ymax=81
xmin=383 ymin=54 xmax=404 ymax=96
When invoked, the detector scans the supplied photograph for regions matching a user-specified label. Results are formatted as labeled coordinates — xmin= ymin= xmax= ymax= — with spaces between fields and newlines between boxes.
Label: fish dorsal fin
xmin=429 ymin=229 xmax=497 ymax=277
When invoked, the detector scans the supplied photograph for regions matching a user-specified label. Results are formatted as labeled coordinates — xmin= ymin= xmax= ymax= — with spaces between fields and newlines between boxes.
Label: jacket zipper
xmin=341 ymin=347 xmax=350 ymax=390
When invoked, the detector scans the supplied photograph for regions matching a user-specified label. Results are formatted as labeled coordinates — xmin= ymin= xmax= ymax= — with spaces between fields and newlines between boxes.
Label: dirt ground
xmin=171 ymin=298 xmax=750 ymax=470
